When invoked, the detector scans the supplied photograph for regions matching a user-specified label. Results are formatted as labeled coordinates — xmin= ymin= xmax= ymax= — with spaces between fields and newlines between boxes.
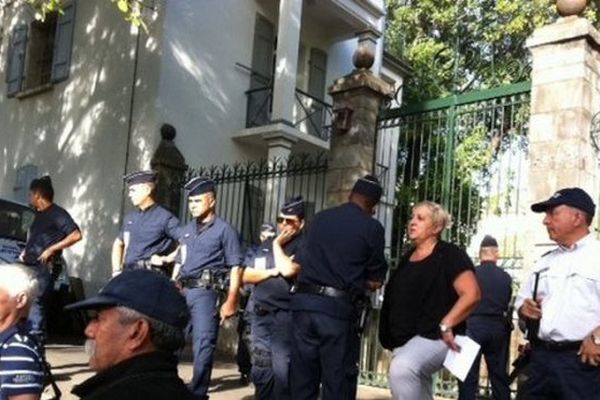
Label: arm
xmin=440 ymin=270 xmax=481 ymax=351
xmin=38 ymin=229 xmax=82 ymax=264
xmin=220 ymin=266 xmax=242 ymax=321
xmin=9 ymin=394 xmax=40 ymax=400
xmin=273 ymin=231 xmax=300 ymax=278
xmin=242 ymin=267 xmax=279 ymax=284
xmin=111 ymin=238 xmax=125 ymax=275
xmin=579 ymin=325 xmax=600 ymax=366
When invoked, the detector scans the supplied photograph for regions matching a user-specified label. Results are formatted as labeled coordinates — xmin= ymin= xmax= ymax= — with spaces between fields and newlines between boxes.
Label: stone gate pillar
xmin=325 ymin=44 xmax=393 ymax=207
xmin=525 ymin=12 xmax=600 ymax=270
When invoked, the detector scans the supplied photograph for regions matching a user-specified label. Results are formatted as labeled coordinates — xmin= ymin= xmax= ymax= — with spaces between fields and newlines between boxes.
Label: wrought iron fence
xmin=245 ymin=85 xmax=333 ymax=141
xmin=359 ymin=81 xmax=532 ymax=398
xmin=182 ymin=153 xmax=328 ymax=248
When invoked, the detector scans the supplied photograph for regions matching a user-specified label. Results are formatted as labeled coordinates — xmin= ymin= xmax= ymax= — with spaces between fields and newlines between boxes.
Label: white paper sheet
xmin=442 ymin=335 xmax=481 ymax=382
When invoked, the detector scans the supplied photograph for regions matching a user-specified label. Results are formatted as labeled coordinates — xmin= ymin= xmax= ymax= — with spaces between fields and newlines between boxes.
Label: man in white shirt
xmin=516 ymin=187 xmax=600 ymax=399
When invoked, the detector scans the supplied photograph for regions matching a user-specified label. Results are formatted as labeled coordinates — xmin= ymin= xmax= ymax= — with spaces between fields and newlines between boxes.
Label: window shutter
xmin=6 ymin=24 xmax=28 ymax=97
xmin=307 ymin=48 xmax=328 ymax=137
xmin=51 ymin=1 xmax=76 ymax=83
xmin=14 ymin=164 xmax=39 ymax=204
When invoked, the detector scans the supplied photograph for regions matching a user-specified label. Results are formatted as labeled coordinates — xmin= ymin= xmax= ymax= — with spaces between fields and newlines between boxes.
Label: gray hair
xmin=413 ymin=201 xmax=453 ymax=233
xmin=0 ymin=264 xmax=38 ymax=301
xmin=115 ymin=306 xmax=185 ymax=352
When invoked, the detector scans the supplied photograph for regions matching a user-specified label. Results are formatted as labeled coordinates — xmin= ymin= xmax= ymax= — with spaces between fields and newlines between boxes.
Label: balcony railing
xmin=245 ymin=85 xmax=333 ymax=141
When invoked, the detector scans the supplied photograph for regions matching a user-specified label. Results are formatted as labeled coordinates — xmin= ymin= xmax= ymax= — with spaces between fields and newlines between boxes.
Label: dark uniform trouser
xmin=458 ymin=318 xmax=510 ymax=400
xmin=525 ymin=346 xmax=600 ymax=400
xmin=290 ymin=310 xmax=359 ymax=400
xmin=185 ymin=287 xmax=220 ymax=400
xmin=251 ymin=308 xmax=293 ymax=400
xmin=27 ymin=264 xmax=52 ymax=343
xmin=237 ymin=309 xmax=252 ymax=376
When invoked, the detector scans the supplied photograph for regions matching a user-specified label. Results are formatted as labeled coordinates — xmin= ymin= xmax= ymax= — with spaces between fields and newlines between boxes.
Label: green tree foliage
xmin=24 ymin=0 xmax=152 ymax=31
xmin=386 ymin=0 xmax=598 ymax=102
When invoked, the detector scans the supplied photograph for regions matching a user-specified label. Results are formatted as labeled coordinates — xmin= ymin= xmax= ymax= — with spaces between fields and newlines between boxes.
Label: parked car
xmin=0 ymin=198 xmax=35 ymax=263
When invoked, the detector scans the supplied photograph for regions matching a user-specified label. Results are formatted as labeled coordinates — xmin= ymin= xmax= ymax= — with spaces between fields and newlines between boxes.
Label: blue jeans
xmin=185 ymin=287 xmax=220 ymax=400
xmin=526 ymin=346 xmax=600 ymax=399
xmin=27 ymin=265 xmax=52 ymax=342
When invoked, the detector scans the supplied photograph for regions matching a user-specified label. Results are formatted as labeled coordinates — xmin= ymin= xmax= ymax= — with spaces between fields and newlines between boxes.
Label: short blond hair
xmin=413 ymin=201 xmax=452 ymax=233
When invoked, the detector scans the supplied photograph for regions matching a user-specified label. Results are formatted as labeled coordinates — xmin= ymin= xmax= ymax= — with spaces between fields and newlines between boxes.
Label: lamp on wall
xmin=333 ymin=106 xmax=353 ymax=135
xmin=590 ymin=111 xmax=600 ymax=152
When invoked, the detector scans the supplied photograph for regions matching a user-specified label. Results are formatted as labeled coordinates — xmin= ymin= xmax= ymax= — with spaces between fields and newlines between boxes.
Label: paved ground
xmin=45 ymin=342 xmax=392 ymax=400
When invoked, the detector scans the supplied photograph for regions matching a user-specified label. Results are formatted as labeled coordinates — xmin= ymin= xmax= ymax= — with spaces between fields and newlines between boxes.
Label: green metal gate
xmin=359 ymin=81 xmax=531 ymax=398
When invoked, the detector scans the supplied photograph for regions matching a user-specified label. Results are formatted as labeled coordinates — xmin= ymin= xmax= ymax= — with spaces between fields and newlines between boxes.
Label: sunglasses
xmin=277 ymin=216 xmax=299 ymax=225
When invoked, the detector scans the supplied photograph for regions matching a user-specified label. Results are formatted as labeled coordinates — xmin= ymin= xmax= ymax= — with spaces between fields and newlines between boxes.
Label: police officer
xmin=111 ymin=170 xmax=180 ymax=275
xmin=516 ymin=187 xmax=600 ymax=399
xmin=156 ymin=176 xmax=243 ymax=400
xmin=243 ymin=197 xmax=305 ymax=400
xmin=21 ymin=175 xmax=82 ymax=343
xmin=459 ymin=235 xmax=512 ymax=400
xmin=290 ymin=176 xmax=388 ymax=400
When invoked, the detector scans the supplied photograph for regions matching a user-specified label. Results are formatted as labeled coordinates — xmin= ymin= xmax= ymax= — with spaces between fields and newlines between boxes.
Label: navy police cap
xmin=352 ymin=175 xmax=383 ymax=202
xmin=280 ymin=196 xmax=305 ymax=218
xmin=185 ymin=176 xmax=216 ymax=196
xmin=124 ymin=170 xmax=157 ymax=185
xmin=65 ymin=269 xmax=189 ymax=329
xmin=531 ymin=187 xmax=595 ymax=216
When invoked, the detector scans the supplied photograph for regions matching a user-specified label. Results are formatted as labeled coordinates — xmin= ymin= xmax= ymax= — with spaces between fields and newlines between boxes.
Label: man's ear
xmin=127 ymin=319 xmax=152 ymax=350
xmin=15 ymin=293 xmax=29 ymax=310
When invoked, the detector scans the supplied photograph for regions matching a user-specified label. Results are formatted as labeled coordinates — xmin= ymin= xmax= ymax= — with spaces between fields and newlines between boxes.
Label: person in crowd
xmin=153 ymin=176 xmax=243 ymax=400
xmin=379 ymin=200 xmax=480 ymax=400
xmin=459 ymin=235 xmax=512 ymax=400
xmin=66 ymin=269 xmax=195 ymax=399
xmin=0 ymin=264 xmax=43 ymax=400
xmin=243 ymin=198 xmax=305 ymax=399
xmin=516 ymin=187 xmax=600 ymax=399
xmin=111 ymin=170 xmax=180 ymax=275
xmin=290 ymin=176 xmax=388 ymax=400
xmin=21 ymin=175 xmax=82 ymax=343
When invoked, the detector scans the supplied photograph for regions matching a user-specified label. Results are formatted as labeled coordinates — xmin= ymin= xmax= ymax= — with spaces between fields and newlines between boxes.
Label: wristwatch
xmin=591 ymin=333 xmax=600 ymax=346
xmin=439 ymin=323 xmax=452 ymax=334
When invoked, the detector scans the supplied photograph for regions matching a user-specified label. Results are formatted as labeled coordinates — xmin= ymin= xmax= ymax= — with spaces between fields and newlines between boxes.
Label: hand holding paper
xmin=443 ymin=335 xmax=481 ymax=382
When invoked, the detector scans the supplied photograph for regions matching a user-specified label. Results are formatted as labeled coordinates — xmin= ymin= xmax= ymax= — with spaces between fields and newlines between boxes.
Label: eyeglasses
xmin=277 ymin=216 xmax=299 ymax=225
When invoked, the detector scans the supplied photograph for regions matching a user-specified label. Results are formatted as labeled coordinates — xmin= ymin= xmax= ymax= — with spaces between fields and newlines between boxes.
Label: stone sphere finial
xmin=556 ymin=0 xmax=588 ymax=16
xmin=160 ymin=123 xmax=176 ymax=141
xmin=352 ymin=46 xmax=374 ymax=70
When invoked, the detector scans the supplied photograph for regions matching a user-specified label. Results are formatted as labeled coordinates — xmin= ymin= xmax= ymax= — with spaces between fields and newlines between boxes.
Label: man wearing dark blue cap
xmin=459 ymin=235 xmax=512 ymax=400
xmin=21 ymin=175 xmax=82 ymax=344
xmin=290 ymin=175 xmax=389 ymax=400
xmin=156 ymin=176 xmax=243 ymax=400
xmin=516 ymin=187 xmax=600 ymax=399
xmin=243 ymin=196 xmax=305 ymax=400
xmin=111 ymin=170 xmax=180 ymax=275
xmin=66 ymin=269 xmax=195 ymax=399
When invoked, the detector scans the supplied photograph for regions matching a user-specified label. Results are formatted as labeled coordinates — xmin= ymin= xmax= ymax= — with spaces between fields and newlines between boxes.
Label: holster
xmin=354 ymin=296 xmax=371 ymax=335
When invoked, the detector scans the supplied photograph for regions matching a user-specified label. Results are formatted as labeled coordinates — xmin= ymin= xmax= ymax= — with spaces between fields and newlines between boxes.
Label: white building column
xmin=271 ymin=0 xmax=303 ymax=123
xmin=263 ymin=132 xmax=298 ymax=222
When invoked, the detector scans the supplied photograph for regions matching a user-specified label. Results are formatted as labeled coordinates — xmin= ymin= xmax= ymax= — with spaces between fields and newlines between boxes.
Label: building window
xmin=5 ymin=2 xmax=76 ymax=97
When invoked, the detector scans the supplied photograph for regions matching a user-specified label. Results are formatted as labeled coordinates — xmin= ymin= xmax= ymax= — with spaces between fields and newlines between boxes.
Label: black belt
xmin=294 ymin=283 xmax=350 ymax=301
xmin=534 ymin=340 xmax=582 ymax=352
xmin=179 ymin=278 xmax=224 ymax=291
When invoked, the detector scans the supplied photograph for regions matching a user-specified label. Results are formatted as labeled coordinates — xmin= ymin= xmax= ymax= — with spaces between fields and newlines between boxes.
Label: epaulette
xmin=540 ymin=249 xmax=554 ymax=258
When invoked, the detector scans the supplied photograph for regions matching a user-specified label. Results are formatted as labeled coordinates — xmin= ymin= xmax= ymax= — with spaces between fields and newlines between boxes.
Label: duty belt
xmin=179 ymin=269 xmax=227 ymax=291
xmin=534 ymin=339 xmax=582 ymax=352
xmin=293 ymin=283 xmax=351 ymax=301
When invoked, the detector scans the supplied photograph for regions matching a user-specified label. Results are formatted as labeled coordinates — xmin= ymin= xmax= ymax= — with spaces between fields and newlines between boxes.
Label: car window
xmin=0 ymin=200 xmax=35 ymax=242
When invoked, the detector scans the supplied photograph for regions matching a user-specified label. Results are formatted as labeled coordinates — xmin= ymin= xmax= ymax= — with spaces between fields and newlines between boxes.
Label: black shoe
xmin=239 ymin=373 xmax=249 ymax=386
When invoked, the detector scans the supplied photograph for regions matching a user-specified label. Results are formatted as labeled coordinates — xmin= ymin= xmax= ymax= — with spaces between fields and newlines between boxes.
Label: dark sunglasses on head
xmin=277 ymin=216 xmax=299 ymax=224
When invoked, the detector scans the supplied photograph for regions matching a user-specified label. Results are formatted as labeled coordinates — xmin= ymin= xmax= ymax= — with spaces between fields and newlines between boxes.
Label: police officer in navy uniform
xmin=156 ymin=176 xmax=243 ymax=400
xmin=290 ymin=176 xmax=388 ymax=400
xmin=21 ymin=175 xmax=82 ymax=343
xmin=243 ymin=197 xmax=305 ymax=400
xmin=459 ymin=235 xmax=512 ymax=400
xmin=111 ymin=170 xmax=180 ymax=275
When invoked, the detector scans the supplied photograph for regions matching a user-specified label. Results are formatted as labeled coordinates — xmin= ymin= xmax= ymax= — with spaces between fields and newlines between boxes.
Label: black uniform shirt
xmin=291 ymin=202 xmax=388 ymax=319
xmin=23 ymin=204 xmax=79 ymax=265
xmin=470 ymin=261 xmax=512 ymax=317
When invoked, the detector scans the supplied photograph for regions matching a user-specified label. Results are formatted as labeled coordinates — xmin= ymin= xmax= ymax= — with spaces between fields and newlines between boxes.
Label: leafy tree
xmin=386 ymin=0 xmax=598 ymax=102
xmin=21 ymin=0 xmax=153 ymax=31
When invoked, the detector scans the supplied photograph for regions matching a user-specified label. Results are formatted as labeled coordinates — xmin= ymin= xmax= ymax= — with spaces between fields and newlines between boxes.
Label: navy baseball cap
xmin=123 ymin=170 xmax=157 ymax=185
xmin=185 ymin=176 xmax=215 ymax=196
xmin=480 ymin=235 xmax=498 ymax=248
xmin=352 ymin=175 xmax=383 ymax=202
xmin=280 ymin=196 xmax=305 ymax=218
xmin=531 ymin=187 xmax=596 ymax=216
xmin=65 ymin=270 xmax=189 ymax=329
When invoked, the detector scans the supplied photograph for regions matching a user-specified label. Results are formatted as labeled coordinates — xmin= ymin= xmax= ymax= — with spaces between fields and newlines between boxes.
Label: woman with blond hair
xmin=379 ymin=201 xmax=481 ymax=400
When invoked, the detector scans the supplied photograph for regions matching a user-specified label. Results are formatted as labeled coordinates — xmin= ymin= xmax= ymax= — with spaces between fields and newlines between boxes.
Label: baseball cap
xmin=531 ymin=187 xmax=595 ymax=216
